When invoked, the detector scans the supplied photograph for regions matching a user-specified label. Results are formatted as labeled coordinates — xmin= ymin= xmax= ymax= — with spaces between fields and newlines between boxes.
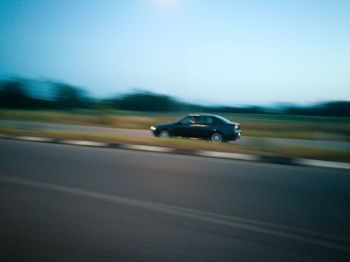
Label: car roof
xmin=186 ymin=113 xmax=239 ymax=125
xmin=188 ymin=113 xmax=222 ymax=118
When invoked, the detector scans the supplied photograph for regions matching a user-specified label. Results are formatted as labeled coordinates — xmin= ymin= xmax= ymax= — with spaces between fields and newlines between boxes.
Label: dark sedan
xmin=150 ymin=114 xmax=242 ymax=143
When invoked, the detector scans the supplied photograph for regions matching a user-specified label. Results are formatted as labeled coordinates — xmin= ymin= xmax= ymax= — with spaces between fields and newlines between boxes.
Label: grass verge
xmin=1 ymin=109 xmax=350 ymax=141
xmin=0 ymin=126 xmax=349 ymax=162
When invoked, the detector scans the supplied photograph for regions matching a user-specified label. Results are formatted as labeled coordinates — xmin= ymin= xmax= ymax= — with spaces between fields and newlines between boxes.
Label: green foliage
xmin=52 ymin=82 xmax=94 ymax=109
xmin=110 ymin=91 xmax=182 ymax=112
xmin=1 ymin=78 xmax=350 ymax=116
xmin=0 ymin=80 xmax=51 ymax=109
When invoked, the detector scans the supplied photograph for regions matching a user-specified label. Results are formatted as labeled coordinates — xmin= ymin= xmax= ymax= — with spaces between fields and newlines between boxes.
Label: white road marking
xmin=1 ymin=135 xmax=349 ymax=170
xmin=197 ymin=151 xmax=259 ymax=161
xmin=0 ymin=175 xmax=349 ymax=252
xmin=60 ymin=140 xmax=108 ymax=147
xmin=120 ymin=144 xmax=173 ymax=153
xmin=15 ymin=136 xmax=54 ymax=142
xmin=295 ymin=158 xmax=350 ymax=170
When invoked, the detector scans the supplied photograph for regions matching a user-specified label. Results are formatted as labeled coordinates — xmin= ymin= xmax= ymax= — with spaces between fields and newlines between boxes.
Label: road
xmin=0 ymin=139 xmax=349 ymax=261
xmin=1 ymin=119 xmax=350 ymax=150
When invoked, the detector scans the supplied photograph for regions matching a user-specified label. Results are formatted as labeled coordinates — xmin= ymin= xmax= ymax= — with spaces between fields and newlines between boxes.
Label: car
xmin=150 ymin=113 xmax=242 ymax=143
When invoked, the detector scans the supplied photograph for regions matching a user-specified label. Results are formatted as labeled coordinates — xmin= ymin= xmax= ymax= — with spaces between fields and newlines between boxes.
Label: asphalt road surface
xmin=1 ymin=119 xmax=350 ymax=150
xmin=0 ymin=139 xmax=349 ymax=261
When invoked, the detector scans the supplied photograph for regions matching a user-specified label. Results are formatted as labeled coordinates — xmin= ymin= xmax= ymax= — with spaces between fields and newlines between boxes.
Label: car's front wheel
xmin=211 ymin=132 xmax=222 ymax=143
xmin=159 ymin=130 xmax=170 ymax=138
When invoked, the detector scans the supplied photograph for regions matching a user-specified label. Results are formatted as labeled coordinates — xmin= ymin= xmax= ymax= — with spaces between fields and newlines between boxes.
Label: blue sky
xmin=0 ymin=0 xmax=349 ymax=105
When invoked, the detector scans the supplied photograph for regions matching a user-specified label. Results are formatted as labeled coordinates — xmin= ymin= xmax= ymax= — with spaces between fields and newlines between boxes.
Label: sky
xmin=0 ymin=0 xmax=349 ymax=105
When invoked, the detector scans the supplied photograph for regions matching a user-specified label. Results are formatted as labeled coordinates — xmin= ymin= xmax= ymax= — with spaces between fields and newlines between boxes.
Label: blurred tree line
xmin=0 ymin=80 xmax=92 ymax=110
xmin=1 ymin=78 xmax=349 ymax=116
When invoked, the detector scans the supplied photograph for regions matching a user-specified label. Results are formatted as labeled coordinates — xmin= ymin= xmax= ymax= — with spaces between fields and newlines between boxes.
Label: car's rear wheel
xmin=159 ymin=130 xmax=170 ymax=138
xmin=211 ymin=132 xmax=222 ymax=143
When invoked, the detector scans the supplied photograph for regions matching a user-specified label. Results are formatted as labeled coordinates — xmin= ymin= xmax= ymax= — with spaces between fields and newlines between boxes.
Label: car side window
xmin=196 ymin=116 xmax=205 ymax=124
xmin=212 ymin=117 xmax=223 ymax=125
xmin=180 ymin=116 xmax=197 ymax=125
xmin=206 ymin=117 xmax=214 ymax=125
xmin=198 ymin=116 xmax=214 ymax=125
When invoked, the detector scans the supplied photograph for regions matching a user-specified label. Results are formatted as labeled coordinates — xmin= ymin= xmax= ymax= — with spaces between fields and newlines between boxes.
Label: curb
xmin=1 ymin=134 xmax=349 ymax=170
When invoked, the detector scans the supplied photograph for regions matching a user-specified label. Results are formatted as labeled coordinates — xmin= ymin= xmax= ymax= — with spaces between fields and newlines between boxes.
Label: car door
xmin=174 ymin=116 xmax=196 ymax=137
xmin=191 ymin=116 xmax=215 ymax=139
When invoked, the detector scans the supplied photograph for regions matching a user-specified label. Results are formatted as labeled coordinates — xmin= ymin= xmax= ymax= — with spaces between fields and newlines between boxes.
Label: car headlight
xmin=150 ymin=126 xmax=156 ymax=131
